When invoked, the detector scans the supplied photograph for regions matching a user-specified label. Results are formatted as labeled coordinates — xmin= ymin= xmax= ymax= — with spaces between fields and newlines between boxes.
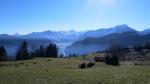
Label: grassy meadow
xmin=0 ymin=58 xmax=150 ymax=84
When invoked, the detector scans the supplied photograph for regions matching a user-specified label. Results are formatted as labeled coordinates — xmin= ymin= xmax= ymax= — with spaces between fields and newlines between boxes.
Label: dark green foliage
xmin=0 ymin=46 xmax=7 ymax=61
xmin=72 ymin=54 xmax=77 ymax=57
xmin=105 ymin=53 xmax=119 ymax=66
xmin=105 ymin=42 xmax=120 ymax=66
xmin=111 ymin=54 xmax=119 ymax=66
xmin=16 ymin=41 xmax=30 ymax=60
xmin=68 ymin=54 xmax=77 ymax=58
xmin=134 ymin=63 xmax=138 ymax=66
xmin=33 ymin=61 xmax=37 ymax=64
xmin=37 ymin=45 xmax=45 ymax=57
xmin=19 ymin=62 xmax=24 ymax=65
xmin=105 ymin=55 xmax=111 ymax=65
xmin=25 ymin=64 xmax=29 ymax=67
xmin=45 ymin=43 xmax=58 ymax=58
xmin=46 ymin=60 xmax=51 ymax=62
xmin=79 ymin=62 xmax=95 ymax=69
xmin=31 ymin=43 xmax=58 ymax=58
xmin=107 ymin=43 xmax=121 ymax=65
xmin=79 ymin=63 xmax=86 ymax=69
xmin=87 ymin=62 xmax=95 ymax=68
xmin=32 ymin=49 xmax=39 ymax=57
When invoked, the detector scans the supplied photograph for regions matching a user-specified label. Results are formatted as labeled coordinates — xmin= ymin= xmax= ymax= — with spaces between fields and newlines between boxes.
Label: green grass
xmin=0 ymin=58 xmax=150 ymax=84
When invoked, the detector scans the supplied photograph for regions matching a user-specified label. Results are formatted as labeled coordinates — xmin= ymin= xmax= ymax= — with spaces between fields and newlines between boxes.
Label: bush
xmin=46 ymin=60 xmax=51 ymax=62
xmin=79 ymin=63 xmax=86 ymax=69
xmin=25 ymin=64 xmax=29 ymax=67
xmin=33 ymin=61 xmax=37 ymax=64
xmin=87 ymin=62 xmax=95 ymax=68
xmin=111 ymin=55 xmax=119 ymax=66
xmin=105 ymin=54 xmax=119 ymax=66
xmin=19 ymin=62 xmax=24 ymax=65
xmin=134 ymin=63 xmax=138 ymax=66
xmin=105 ymin=55 xmax=111 ymax=65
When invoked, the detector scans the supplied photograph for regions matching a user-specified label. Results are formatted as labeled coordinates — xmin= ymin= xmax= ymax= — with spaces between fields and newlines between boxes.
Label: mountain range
xmin=0 ymin=24 xmax=150 ymax=56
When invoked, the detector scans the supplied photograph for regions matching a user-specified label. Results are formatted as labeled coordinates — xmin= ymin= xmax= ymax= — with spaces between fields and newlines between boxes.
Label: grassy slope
xmin=0 ymin=58 xmax=150 ymax=84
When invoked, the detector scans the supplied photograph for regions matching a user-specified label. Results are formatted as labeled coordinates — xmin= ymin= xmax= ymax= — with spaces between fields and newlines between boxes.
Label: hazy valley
xmin=1 ymin=24 xmax=150 ymax=57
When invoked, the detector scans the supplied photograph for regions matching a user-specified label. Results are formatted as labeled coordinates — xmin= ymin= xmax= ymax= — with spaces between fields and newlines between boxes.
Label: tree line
xmin=104 ymin=42 xmax=150 ymax=66
xmin=0 ymin=41 xmax=58 ymax=62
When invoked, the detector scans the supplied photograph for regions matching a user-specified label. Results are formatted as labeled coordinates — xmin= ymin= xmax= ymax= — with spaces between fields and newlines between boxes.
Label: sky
xmin=0 ymin=0 xmax=150 ymax=34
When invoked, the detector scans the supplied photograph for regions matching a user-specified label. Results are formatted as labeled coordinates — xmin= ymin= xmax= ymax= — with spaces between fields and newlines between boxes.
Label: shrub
xmin=87 ymin=62 xmax=95 ymax=68
xmin=33 ymin=61 xmax=37 ymax=64
xmin=47 ymin=60 xmax=51 ymax=62
xmin=134 ymin=63 xmax=138 ymax=66
xmin=79 ymin=63 xmax=86 ymax=69
xmin=19 ymin=62 xmax=24 ymax=65
xmin=105 ymin=54 xmax=119 ymax=66
xmin=45 ymin=69 xmax=48 ymax=72
xmin=111 ymin=55 xmax=119 ymax=66
xmin=105 ymin=55 xmax=111 ymax=65
xmin=25 ymin=64 xmax=29 ymax=67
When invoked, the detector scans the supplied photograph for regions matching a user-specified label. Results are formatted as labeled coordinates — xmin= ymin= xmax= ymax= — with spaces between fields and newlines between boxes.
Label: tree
xmin=105 ymin=55 xmax=111 ymax=65
xmin=37 ymin=45 xmax=45 ymax=57
xmin=105 ymin=42 xmax=121 ymax=66
xmin=79 ymin=63 xmax=86 ymax=69
xmin=111 ymin=53 xmax=119 ymax=66
xmin=144 ymin=43 xmax=150 ymax=51
xmin=105 ymin=53 xmax=119 ymax=66
xmin=16 ymin=41 xmax=29 ymax=60
xmin=45 ymin=43 xmax=58 ymax=58
xmin=0 ymin=46 xmax=7 ymax=61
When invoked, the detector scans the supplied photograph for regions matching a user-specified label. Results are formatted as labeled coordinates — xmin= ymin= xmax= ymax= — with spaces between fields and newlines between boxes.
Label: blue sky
xmin=0 ymin=0 xmax=150 ymax=34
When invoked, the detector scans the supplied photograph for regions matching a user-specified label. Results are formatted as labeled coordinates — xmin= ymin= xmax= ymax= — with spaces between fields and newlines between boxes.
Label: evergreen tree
xmin=16 ymin=41 xmax=29 ymax=60
xmin=105 ymin=42 xmax=120 ymax=66
xmin=111 ymin=53 xmax=119 ymax=66
xmin=46 ymin=43 xmax=58 ymax=58
xmin=0 ymin=46 xmax=7 ymax=61
xmin=37 ymin=45 xmax=45 ymax=57
xmin=105 ymin=54 xmax=119 ymax=66
xmin=105 ymin=55 xmax=111 ymax=65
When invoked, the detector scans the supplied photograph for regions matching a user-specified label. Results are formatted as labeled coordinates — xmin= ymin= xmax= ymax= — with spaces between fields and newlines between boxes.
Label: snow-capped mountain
xmin=7 ymin=24 xmax=136 ymax=42
xmin=0 ymin=24 xmax=150 ymax=56
xmin=80 ymin=24 xmax=136 ymax=39
xmin=141 ymin=29 xmax=150 ymax=35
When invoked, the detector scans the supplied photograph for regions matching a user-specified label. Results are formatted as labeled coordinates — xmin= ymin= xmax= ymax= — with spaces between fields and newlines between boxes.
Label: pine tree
xmin=16 ymin=41 xmax=29 ymax=60
xmin=105 ymin=55 xmax=111 ymax=65
xmin=0 ymin=46 xmax=7 ymax=61
xmin=46 ymin=43 xmax=58 ymax=58
xmin=111 ymin=53 xmax=119 ymax=66
xmin=37 ymin=45 xmax=45 ymax=57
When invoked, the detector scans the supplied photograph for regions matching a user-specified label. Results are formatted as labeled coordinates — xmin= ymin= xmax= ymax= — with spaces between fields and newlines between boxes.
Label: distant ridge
xmin=0 ymin=24 xmax=150 ymax=56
